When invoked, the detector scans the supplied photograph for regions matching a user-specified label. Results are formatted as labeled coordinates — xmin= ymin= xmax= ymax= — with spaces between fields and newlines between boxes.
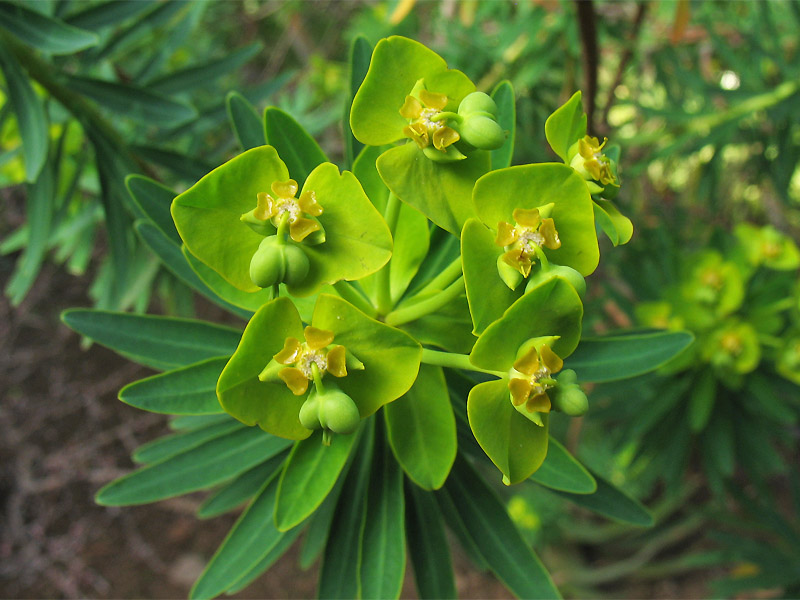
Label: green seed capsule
xmin=317 ymin=388 xmax=360 ymax=435
xmin=298 ymin=394 xmax=321 ymax=430
xmin=459 ymin=115 xmax=505 ymax=150
xmin=249 ymin=236 xmax=310 ymax=289
xmin=458 ymin=92 xmax=498 ymax=117
xmin=549 ymin=370 xmax=589 ymax=416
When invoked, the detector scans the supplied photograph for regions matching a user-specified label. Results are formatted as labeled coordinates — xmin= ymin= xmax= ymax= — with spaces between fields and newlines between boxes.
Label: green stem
xmin=418 ymin=255 xmax=463 ymax=294
xmin=376 ymin=192 xmax=401 ymax=316
xmin=431 ymin=111 xmax=463 ymax=123
xmin=311 ymin=362 xmax=325 ymax=394
xmin=276 ymin=211 xmax=290 ymax=243
xmin=532 ymin=244 xmax=550 ymax=270
xmin=420 ymin=348 xmax=504 ymax=377
xmin=385 ymin=276 xmax=464 ymax=327
xmin=333 ymin=280 xmax=377 ymax=318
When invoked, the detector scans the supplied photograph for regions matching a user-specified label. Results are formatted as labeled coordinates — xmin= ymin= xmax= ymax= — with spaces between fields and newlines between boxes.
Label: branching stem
xmin=385 ymin=276 xmax=464 ymax=327
xmin=420 ymin=348 xmax=504 ymax=377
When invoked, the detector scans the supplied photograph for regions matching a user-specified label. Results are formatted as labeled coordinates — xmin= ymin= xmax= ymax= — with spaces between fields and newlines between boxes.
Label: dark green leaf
xmin=344 ymin=35 xmax=372 ymax=167
xmin=148 ymin=43 xmax=261 ymax=95
xmin=94 ymin=0 xmax=188 ymax=61
xmin=552 ymin=471 xmax=654 ymax=526
xmin=688 ymin=370 xmax=716 ymax=432
xmin=490 ymin=80 xmax=515 ymax=170
xmin=198 ymin=454 xmax=287 ymax=519
xmin=530 ymin=437 xmax=596 ymax=494
xmin=132 ymin=145 xmax=212 ymax=182
xmin=226 ymin=91 xmax=265 ymax=151
xmin=64 ymin=0 xmax=159 ymax=31
xmin=565 ymin=331 xmax=694 ymax=382
xmin=0 ymin=1 xmax=97 ymax=54
xmin=126 ymin=175 xmax=179 ymax=243
xmin=133 ymin=419 xmax=245 ymax=465
xmin=298 ymin=470 xmax=350 ymax=569
xmin=170 ymin=413 xmax=233 ymax=431
xmin=223 ymin=526 xmax=303 ymax=595
xmin=61 ymin=309 xmax=241 ymax=370
xmin=97 ymin=427 xmax=291 ymax=506
xmin=0 ymin=39 xmax=48 ymax=182
xmin=264 ymin=107 xmax=327 ymax=186
xmin=119 ymin=357 xmax=228 ymax=415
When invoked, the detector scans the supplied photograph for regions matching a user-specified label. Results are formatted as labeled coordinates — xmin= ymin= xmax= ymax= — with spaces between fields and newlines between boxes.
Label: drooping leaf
xmin=264 ymin=107 xmax=327 ymax=187
xmin=61 ymin=309 xmax=241 ymax=370
xmin=97 ymin=427 xmax=291 ymax=506
xmin=564 ymin=330 xmax=695 ymax=382
xmin=552 ymin=471 xmax=654 ymax=526
xmin=529 ymin=437 xmax=596 ymax=494
xmin=0 ymin=1 xmax=98 ymax=54
xmin=119 ymin=357 xmax=228 ymax=415
xmin=384 ymin=364 xmax=456 ymax=490
xmin=226 ymin=91 xmax=265 ymax=151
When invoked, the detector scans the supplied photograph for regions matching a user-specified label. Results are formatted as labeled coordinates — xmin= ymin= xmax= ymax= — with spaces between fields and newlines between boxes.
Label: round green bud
xmin=249 ymin=236 xmax=310 ymax=289
xmin=298 ymin=394 xmax=321 ymax=430
xmin=459 ymin=116 xmax=505 ymax=150
xmin=317 ymin=388 xmax=360 ymax=435
xmin=550 ymin=370 xmax=588 ymax=416
xmin=458 ymin=92 xmax=497 ymax=117
xmin=282 ymin=244 xmax=310 ymax=285
xmin=526 ymin=265 xmax=586 ymax=298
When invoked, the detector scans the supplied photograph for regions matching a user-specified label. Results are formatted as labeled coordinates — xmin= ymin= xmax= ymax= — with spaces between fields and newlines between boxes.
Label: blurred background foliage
xmin=3 ymin=0 xmax=800 ymax=598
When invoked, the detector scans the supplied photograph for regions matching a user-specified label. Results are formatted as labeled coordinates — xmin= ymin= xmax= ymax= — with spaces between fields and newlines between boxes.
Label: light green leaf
xmin=264 ymin=106 xmax=327 ymax=187
xmin=440 ymin=456 xmax=561 ymax=599
xmin=564 ymin=330 xmax=695 ymax=382
xmin=190 ymin=473 xmax=288 ymax=600
xmin=405 ymin=484 xmax=456 ymax=599
xmin=544 ymin=91 xmax=586 ymax=162
xmin=490 ymin=80 xmax=515 ymax=170
xmin=119 ymin=357 xmax=228 ymax=415
xmin=472 ymin=163 xmax=599 ymax=276
xmin=0 ymin=38 xmax=49 ymax=182
xmin=530 ymin=437 xmax=596 ymax=493
xmin=350 ymin=35 xmax=475 ymax=146
xmin=360 ymin=433 xmax=406 ymax=600
xmin=274 ymin=428 xmax=360 ymax=531
xmin=470 ymin=277 xmax=584 ymax=372
xmin=384 ymin=365 xmax=456 ymax=490
xmin=198 ymin=454 xmax=286 ymax=519
xmin=467 ymin=379 xmax=549 ymax=484
xmin=377 ymin=143 xmax=490 ymax=235
xmin=133 ymin=419 xmax=245 ymax=465
xmin=97 ymin=427 xmax=291 ymax=506
xmin=593 ymin=198 xmax=633 ymax=246
xmin=397 ymin=290 xmax=476 ymax=354
xmin=0 ymin=2 xmax=98 ymax=54
xmin=552 ymin=471 xmax=654 ymax=527
xmin=61 ymin=309 xmax=241 ymax=371
xmin=226 ymin=91 xmax=265 ymax=151
xmin=66 ymin=76 xmax=197 ymax=125
xmin=148 ymin=43 xmax=261 ymax=95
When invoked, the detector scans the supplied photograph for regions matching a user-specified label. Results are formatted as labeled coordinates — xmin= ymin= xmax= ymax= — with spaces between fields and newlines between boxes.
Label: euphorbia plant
xmin=63 ymin=36 xmax=691 ymax=599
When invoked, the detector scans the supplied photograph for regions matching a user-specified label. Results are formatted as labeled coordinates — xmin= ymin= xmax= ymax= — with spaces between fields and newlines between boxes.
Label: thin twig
xmin=575 ymin=0 xmax=598 ymax=132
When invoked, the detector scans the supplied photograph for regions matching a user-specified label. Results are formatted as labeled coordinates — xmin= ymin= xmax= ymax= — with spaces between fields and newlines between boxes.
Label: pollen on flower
xmin=243 ymin=179 xmax=324 ymax=243
xmin=272 ymin=326 xmax=348 ymax=396
xmin=400 ymin=87 xmax=460 ymax=153
xmin=496 ymin=207 xmax=561 ymax=278
xmin=575 ymin=135 xmax=616 ymax=186
xmin=508 ymin=344 xmax=564 ymax=422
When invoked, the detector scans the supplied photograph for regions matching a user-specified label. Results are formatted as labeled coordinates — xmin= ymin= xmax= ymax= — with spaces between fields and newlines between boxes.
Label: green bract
xmin=172 ymin=147 xmax=392 ymax=296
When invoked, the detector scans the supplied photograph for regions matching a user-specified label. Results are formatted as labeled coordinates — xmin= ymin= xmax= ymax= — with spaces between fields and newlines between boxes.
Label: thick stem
xmin=418 ymin=255 xmax=463 ymax=294
xmin=420 ymin=348 xmax=504 ymax=377
xmin=376 ymin=192 xmax=401 ymax=316
xmin=385 ymin=276 xmax=464 ymax=327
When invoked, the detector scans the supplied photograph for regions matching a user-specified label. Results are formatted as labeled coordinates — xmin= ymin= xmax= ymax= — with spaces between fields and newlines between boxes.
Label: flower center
xmin=495 ymin=207 xmax=561 ymax=278
xmin=241 ymin=179 xmax=324 ymax=243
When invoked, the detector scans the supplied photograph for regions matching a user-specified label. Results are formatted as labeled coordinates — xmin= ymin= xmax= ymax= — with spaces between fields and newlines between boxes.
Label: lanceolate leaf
xmin=405 ymin=484 xmax=456 ymax=599
xmin=0 ymin=39 xmax=48 ymax=182
xmin=298 ymin=471 xmax=350 ymax=569
xmin=61 ymin=309 xmax=241 ymax=370
xmin=126 ymin=175 xmax=180 ymax=243
xmin=344 ymin=36 xmax=373 ymax=167
xmin=98 ymin=427 xmax=290 ymax=506
xmin=119 ymin=357 xmax=228 ymax=415
xmin=132 ymin=419 xmax=245 ymax=465
xmin=529 ymin=437 xmax=596 ymax=494
xmin=552 ymin=471 xmax=654 ymax=527
xmin=0 ymin=1 xmax=98 ymax=55
xmin=440 ymin=456 xmax=561 ymax=599
xmin=264 ymin=107 xmax=327 ymax=186
xmin=274 ymin=428 xmax=361 ymax=531
xmin=564 ymin=330 xmax=694 ymax=383
xmin=384 ymin=364 xmax=456 ymax=490
xmin=223 ymin=526 xmax=304 ymax=595
xmin=198 ymin=455 xmax=287 ymax=519
xmin=226 ymin=91 xmax=265 ymax=151
xmin=64 ymin=1 xmax=159 ymax=32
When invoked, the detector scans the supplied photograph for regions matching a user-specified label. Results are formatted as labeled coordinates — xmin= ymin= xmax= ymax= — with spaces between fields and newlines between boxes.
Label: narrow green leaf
xmin=190 ymin=473 xmax=288 ymax=600
xmin=125 ymin=175 xmax=179 ymax=242
xmin=405 ymin=483 xmax=456 ymax=600
xmin=226 ymin=91 xmax=265 ymax=151
xmin=0 ymin=39 xmax=48 ymax=182
xmin=274 ymin=428 xmax=360 ymax=531
xmin=344 ymin=35 xmax=373 ymax=167
xmin=0 ymin=1 xmax=98 ymax=54
xmin=61 ymin=309 xmax=241 ymax=370
xmin=360 ymin=433 xmax=406 ymax=600
xmin=133 ymin=419 xmax=245 ymax=465
xmin=318 ymin=419 xmax=375 ymax=599
xmin=688 ymin=370 xmax=716 ymax=433
xmin=198 ymin=454 xmax=287 ymax=519
xmin=565 ymin=331 xmax=694 ymax=383
xmin=148 ymin=43 xmax=261 ymax=95
xmin=264 ymin=107 xmax=327 ymax=186
xmin=170 ymin=413 xmax=233 ymax=431
xmin=64 ymin=0 xmax=159 ymax=31
xmin=4 ymin=154 xmax=53 ymax=304
xmin=94 ymin=0 xmax=188 ymax=61
xmin=97 ymin=427 xmax=291 ymax=506
xmin=384 ymin=365 xmax=456 ymax=490
xmin=490 ymin=80 xmax=515 ymax=170
xmin=440 ymin=456 xmax=561 ymax=599
xmin=552 ymin=471 xmax=654 ymax=526
xmin=298 ymin=469 xmax=350 ymax=569
xmin=434 ymin=478 xmax=488 ymax=570
xmin=119 ymin=357 xmax=228 ymax=415
xmin=66 ymin=76 xmax=197 ymax=125
xmin=224 ymin=526 xmax=303 ymax=595
xmin=132 ymin=145 xmax=213 ymax=182
xmin=529 ymin=437 xmax=596 ymax=494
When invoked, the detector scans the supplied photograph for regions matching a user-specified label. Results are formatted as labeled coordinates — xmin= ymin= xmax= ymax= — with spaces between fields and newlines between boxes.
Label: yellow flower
xmin=495 ymin=208 xmax=561 ymax=278
xmin=575 ymin=135 xmax=616 ymax=186
xmin=508 ymin=344 xmax=563 ymax=426
xmin=400 ymin=88 xmax=461 ymax=153
xmin=246 ymin=179 xmax=323 ymax=243
xmin=271 ymin=326 xmax=347 ymax=395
